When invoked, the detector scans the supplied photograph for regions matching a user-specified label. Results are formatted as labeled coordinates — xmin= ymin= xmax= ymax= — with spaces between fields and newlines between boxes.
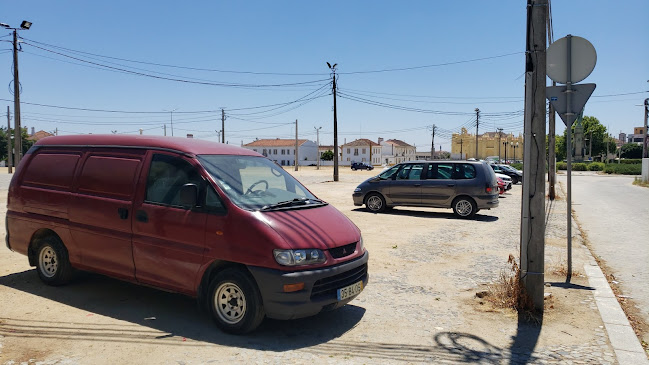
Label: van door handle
xmin=413 ymin=183 xmax=421 ymax=187
xmin=117 ymin=208 xmax=129 ymax=220
xmin=136 ymin=210 xmax=148 ymax=223
xmin=447 ymin=184 xmax=456 ymax=187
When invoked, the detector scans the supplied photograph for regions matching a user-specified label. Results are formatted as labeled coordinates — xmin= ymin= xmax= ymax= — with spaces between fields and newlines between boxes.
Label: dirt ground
xmin=0 ymin=167 xmax=614 ymax=364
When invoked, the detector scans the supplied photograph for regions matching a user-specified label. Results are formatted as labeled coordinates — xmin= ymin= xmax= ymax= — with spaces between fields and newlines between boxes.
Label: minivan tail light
xmin=485 ymin=184 xmax=493 ymax=193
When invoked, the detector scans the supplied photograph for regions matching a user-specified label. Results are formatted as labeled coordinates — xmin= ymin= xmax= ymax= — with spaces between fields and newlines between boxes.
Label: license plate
xmin=337 ymin=281 xmax=363 ymax=301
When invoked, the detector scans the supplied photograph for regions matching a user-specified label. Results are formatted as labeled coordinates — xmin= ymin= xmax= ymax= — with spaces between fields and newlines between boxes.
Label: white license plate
xmin=337 ymin=280 xmax=363 ymax=301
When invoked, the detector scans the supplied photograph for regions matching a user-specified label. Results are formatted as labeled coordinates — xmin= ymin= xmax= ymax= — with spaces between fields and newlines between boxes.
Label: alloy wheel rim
xmin=38 ymin=245 xmax=58 ymax=278
xmin=456 ymin=200 xmax=472 ymax=216
xmin=215 ymin=283 xmax=247 ymax=324
xmin=367 ymin=196 xmax=382 ymax=211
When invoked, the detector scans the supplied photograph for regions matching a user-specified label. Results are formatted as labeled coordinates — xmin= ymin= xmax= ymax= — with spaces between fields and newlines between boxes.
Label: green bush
xmin=603 ymin=164 xmax=642 ymax=175
xmin=572 ymin=163 xmax=587 ymax=171
xmin=557 ymin=162 xmax=567 ymax=170
xmin=587 ymin=162 xmax=605 ymax=171
xmin=620 ymin=159 xmax=642 ymax=165
xmin=511 ymin=163 xmax=523 ymax=170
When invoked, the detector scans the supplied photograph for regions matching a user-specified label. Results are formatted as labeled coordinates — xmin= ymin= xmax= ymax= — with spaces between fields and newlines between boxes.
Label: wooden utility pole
xmin=430 ymin=124 xmax=436 ymax=160
xmin=328 ymin=63 xmax=339 ymax=181
xmin=521 ymin=0 xmax=547 ymax=310
xmin=547 ymin=9 xmax=556 ymax=200
xmin=12 ymin=29 xmax=23 ymax=165
xmin=294 ymin=119 xmax=298 ymax=171
xmin=7 ymin=106 xmax=12 ymax=173
xmin=458 ymin=138 xmax=464 ymax=159
xmin=221 ymin=109 xmax=226 ymax=143
xmin=475 ymin=108 xmax=480 ymax=159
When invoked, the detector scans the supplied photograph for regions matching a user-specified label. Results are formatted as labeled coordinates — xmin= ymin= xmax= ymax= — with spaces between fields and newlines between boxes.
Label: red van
xmin=6 ymin=135 xmax=368 ymax=334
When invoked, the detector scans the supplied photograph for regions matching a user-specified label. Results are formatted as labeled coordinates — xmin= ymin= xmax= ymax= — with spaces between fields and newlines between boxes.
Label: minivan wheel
xmin=208 ymin=268 xmax=265 ymax=335
xmin=365 ymin=193 xmax=386 ymax=213
xmin=452 ymin=197 xmax=477 ymax=218
xmin=36 ymin=237 xmax=73 ymax=286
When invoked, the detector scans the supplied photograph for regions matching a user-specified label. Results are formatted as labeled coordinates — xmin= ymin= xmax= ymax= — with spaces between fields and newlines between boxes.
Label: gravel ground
xmin=0 ymin=167 xmax=619 ymax=364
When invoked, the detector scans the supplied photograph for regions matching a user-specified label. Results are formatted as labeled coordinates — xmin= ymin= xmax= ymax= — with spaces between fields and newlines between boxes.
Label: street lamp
xmin=1 ymin=20 xmax=32 ymax=166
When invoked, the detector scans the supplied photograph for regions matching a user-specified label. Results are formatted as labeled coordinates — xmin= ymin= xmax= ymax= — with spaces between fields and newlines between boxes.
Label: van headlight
xmin=274 ymin=249 xmax=326 ymax=266
xmin=358 ymin=235 xmax=365 ymax=252
xmin=354 ymin=187 xmax=362 ymax=193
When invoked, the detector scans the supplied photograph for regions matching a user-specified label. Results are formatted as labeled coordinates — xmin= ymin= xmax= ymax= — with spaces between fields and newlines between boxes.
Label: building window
xmin=354 ymin=148 xmax=359 ymax=156
xmin=347 ymin=148 xmax=350 ymax=154
xmin=362 ymin=148 xmax=366 ymax=154
xmin=273 ymin=149 xmax=278 ymax=155
xmin=347 ymin=157 xmax=350 ymax=161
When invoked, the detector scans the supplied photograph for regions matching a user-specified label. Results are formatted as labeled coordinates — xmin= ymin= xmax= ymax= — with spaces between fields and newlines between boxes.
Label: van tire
xmin=35 ymin=237 xmax=73 ymax=286
xmin=365 ymin=193 xmax=386 ymax=213
xmin=452 ymin=197 xmax=477 ymax=219
xmin=208 ymin=268 xmax=265 ymax=334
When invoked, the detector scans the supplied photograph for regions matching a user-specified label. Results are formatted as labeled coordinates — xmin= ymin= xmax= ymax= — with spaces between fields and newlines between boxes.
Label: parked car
xmin=351 ymin=162 xmax=374 ymax=171
xmin=490 ymin=164 xmax=523 ymax=184
xmin=496 ymin=177 xmax=506 ymax=195
xmin=495 ymin=173 xmax=512 ymax=190
xmin=6 ymin=135 xmax=369 ymax=334
xmin=352 ymin=160 xmax=499 ymax=218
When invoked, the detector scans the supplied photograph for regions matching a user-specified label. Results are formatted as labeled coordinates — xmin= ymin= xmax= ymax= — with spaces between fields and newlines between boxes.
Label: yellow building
xmin=452 ymin=128 xmax=524 ymax=161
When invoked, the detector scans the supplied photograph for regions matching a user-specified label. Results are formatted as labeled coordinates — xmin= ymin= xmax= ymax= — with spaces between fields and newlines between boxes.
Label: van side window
xmin=205 ymin=185 xmax=226 ymax=214
xmin=145 ymin=154 xmax=202 ymax=207
xmin=428 ymin=163 xmax=453 ymax=179
xmin=396 ymin=164 xmax=424 ymax=180
xmin=454 ymin=164 xmax=477 ymax=180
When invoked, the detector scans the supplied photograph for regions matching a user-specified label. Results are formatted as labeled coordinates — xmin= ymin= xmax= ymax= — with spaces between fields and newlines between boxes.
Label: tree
xmin=320 ymin=150 xmax=334 ymax=161
xmin=0 ymin=127 xmax=35 ymax=163
xmin=555 ymin=115 xmax=613 ymax=161
xmin=621 ymin=143 xmax=643 ymax=159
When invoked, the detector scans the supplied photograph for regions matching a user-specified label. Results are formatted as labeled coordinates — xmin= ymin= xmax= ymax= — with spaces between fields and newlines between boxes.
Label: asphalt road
xmin=558 ymin=172 xmax=649 ymax=335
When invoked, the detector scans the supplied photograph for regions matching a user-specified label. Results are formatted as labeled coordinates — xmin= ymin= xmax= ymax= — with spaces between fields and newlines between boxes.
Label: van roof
xmin=34 ymin=135 xmax=260 ymax=157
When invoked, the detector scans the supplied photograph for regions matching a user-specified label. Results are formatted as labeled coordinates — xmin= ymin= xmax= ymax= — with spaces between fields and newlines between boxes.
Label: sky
xmin=2 ymin=1 xmax=648 ymax=152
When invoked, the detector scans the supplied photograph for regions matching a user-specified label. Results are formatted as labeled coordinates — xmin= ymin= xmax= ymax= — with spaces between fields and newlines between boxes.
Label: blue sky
xmin=1 ymin=1 xmax=647 ymax=152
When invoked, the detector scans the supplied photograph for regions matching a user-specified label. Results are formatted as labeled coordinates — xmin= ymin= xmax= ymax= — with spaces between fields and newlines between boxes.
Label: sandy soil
xmin=0 ymin=167 xmax=612 ymax=364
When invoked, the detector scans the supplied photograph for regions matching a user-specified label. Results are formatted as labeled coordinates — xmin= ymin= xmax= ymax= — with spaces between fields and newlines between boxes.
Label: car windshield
xmin=499 ymin=165 xmax=516 ymax=172
xmin=197 ymin=155 xmax=322 ymax=211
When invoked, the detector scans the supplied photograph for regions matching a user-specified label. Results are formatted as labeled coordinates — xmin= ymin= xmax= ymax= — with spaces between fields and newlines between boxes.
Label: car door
xmin=387 ymin=163 xmax=425 ymax=205
xmin=420 ymin=163 xmax=457 ymax=206
xmin=131 ymin=152 xmax=208 ymax=295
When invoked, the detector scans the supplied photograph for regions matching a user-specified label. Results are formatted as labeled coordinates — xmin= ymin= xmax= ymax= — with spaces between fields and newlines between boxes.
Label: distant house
xmin=341 ymin=139 xmax=382 ymax=166
xmin=27 ymin=130 xmax=55 ymax=142
xmin=379 ymin=138 xmax=416 ymax=165
xmin=242 ymin=138 xmax=317 ymax=166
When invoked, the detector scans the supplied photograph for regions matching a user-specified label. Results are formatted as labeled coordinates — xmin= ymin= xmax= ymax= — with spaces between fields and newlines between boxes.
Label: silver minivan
xmin=352 ymin=160 xmax=499 ymax=218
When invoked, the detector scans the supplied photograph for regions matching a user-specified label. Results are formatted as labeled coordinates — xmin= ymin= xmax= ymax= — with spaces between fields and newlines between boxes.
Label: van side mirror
xmin=179 ymin=183 xmax=199 ymax=208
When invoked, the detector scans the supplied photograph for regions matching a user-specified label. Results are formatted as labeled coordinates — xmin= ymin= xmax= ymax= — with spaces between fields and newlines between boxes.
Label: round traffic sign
xmin=547 ymin=35 xmax=597 ymax=84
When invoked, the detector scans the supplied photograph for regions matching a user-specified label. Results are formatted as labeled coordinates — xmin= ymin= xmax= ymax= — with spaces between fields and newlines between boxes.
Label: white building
xmin=243 ymin=139 xmax=318 ymax=166
xmin=341 ymin=139 xmax=382 ymax=166
xmin=379 ymin=138 xmax=416 ymax=165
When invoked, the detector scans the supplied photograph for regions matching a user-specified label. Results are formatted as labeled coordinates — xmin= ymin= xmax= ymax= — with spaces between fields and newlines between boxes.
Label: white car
xmin=495 ymin=173 xmax=512 ymax=190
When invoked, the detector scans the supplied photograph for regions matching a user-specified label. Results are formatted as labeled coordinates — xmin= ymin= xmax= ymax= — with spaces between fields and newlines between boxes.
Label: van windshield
xmin=197 ymin=155 xmax=322 ymax=211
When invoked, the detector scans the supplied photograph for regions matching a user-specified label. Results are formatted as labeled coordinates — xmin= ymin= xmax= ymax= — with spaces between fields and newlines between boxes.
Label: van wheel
xmin=208 ymin=268 xmax=264 ymax=334
xmin=365 ymin=193 xmax=386 ymax=213
xmin=452 ymin=197 xmax=477 ymax=219
xmin=36 ymin=237 xmax=73 ymax=286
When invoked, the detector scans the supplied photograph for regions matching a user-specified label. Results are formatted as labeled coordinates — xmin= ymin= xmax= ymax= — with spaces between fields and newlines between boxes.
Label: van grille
xmin=329 ymin=242 xmax=357 ymax=259
xmin=310 ymin=263 xmax=368 ymax=300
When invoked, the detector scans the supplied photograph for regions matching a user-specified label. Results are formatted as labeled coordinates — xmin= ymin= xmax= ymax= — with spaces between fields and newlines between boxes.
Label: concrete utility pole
xmin=12 ymin=30 xmax=22 ymax=165
xmin=163 ymin=124 xmax=167 ymax=136
xmin=294 ymin=119 xmax=299 ymax=171
xmin=520 ymin=0 xmax=547 ymax=310
xmin=430 ymin=124 xmax=437 ymax=160
xmin=497 ymin=128 xmax=503 ymax=161
xmin=314 ymin=126 xmax=322 ymax=169
xmin=458 ymin=139 xmax=464 ymax=159
xmin=475 ymin=108 xmax=480 ymax=159
xmin=328 ymin=62 xmax=339 ymax=181
xmin=221 ymin=109 xmax=226 ymax=143
xmin=6 ymin=106 xmax=12 ymax=174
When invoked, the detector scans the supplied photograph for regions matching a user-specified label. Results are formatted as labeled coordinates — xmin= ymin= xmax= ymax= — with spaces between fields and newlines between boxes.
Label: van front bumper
xmin=247 ymin=251 xmax=369 ymax=320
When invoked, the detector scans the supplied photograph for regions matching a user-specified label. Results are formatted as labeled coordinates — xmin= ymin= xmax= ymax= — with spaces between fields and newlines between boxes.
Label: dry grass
xmin=548 ymin=259 xmax=584 ymax=278
xmin=481 ymin=255 xmax=539 ymax=321
xmin=633 ymin=177 xmax=649 ymax=188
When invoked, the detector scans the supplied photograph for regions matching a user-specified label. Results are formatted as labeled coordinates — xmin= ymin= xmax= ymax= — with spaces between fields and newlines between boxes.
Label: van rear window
xmin=23 ymin=153 xmax=80 ymax=190
xmin=78 ymin=156 xmax=141 ymax=200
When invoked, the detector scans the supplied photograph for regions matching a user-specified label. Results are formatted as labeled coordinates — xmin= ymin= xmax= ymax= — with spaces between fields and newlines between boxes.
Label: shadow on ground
xmin=0 ymin=269 xmax=364 ymax=350
xmin=352 ymin=208 xmax=499 ymax=222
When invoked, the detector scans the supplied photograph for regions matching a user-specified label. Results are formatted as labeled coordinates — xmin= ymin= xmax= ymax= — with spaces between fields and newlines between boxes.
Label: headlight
xmin=274 ymin=249 xmax=326 ymax=266
xmin=354 ymin=187 xmax=362 ymax=193
xmin=358 ymin=235 xmax=365 ymax=252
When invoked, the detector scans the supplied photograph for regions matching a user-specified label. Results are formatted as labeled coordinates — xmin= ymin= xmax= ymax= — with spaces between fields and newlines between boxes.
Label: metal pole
xmin=566 ymin=34 xmax=573 ymax=283
xmin=7 ymin=106 xmax=12 ymax=174
xmin=549 ymin=83 xmax=557 ymax=200
xmin=314 ymin=126 xmax=321 ymax=170
xmin=294 ymin=119 xmax=298 ymax=171
xmin=221 ymin=109 xmax=225 ymax=143
xmin=12 ymin=29 xmax=23 ymax=165
xmin=163 ymin=124 xmax=167 ymax=136
xmin=644 ymin=98 xmax=648 ymax=158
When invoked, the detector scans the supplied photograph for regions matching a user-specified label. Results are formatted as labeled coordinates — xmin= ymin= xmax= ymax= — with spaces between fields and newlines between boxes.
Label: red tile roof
xmin=343 ymin=138 xmax=381 ymax=147
xmin=243 ymin=139 xmax=309 ymax=147
xmin=384 ymin=139 xmax=413 ymax=147
xmin=27 ymin=130 xmax=55 ymax=142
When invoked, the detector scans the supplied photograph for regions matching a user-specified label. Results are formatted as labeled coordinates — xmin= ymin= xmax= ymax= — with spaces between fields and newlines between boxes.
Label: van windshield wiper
xmin=260 ymin=198 xmax=327 ymax=211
